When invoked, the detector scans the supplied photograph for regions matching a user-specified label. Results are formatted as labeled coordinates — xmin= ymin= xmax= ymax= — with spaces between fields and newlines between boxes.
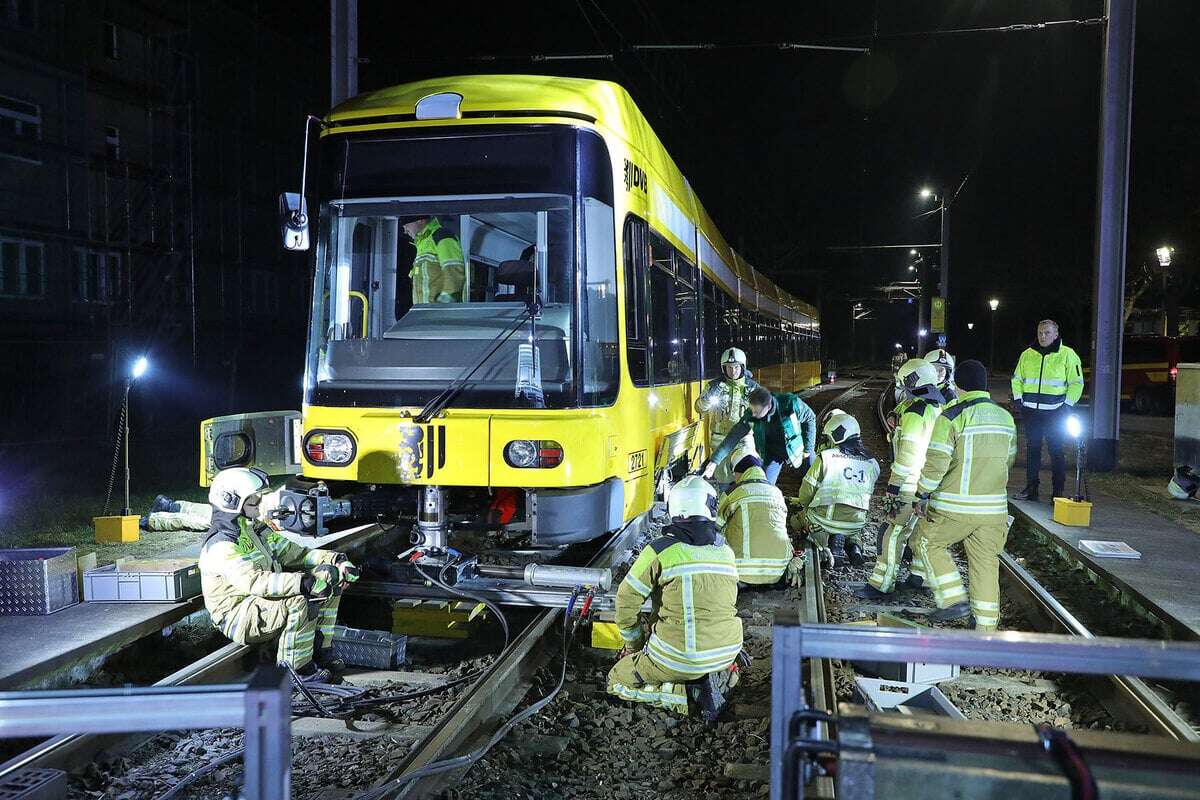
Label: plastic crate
xmin=0 ymin=548 xmax=79 ymax=616
xmin=0 ymin=768 xmax=67 ymax=800
xmin=330 ymin=625 xmax=408 ymax=669
xmin=83 ymin=559 xmax=201 ymax=602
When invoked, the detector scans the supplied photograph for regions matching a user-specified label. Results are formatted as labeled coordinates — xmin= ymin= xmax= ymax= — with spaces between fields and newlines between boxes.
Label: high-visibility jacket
xmin=711 ymin=393 xmax=816 ymax=469
xmin=888 ymin=399 xmax=940 ymax=498
xmin=410 ymin=218 xmax=466 ymax=304
xmin=199 ymin=515 xmax=340 ymax=632
xmin=1011 ymin=341 xmax=1084 ymax=411
xmin=615 ymin=519 xmax=743 ymax=678
xmin=795 ymin=448 xmax=880 ymax=534
xmin=696 ymin=373 xmax=760 ymax=482
xmin=917 ymin=390 xmax=1017 ymax=516
xmin=717 ymin=465 xmax=792 ymax=583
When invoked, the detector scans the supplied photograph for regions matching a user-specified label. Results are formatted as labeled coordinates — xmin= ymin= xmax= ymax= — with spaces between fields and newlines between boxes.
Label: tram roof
xmin=329 ymin=75 xmax=817 ymax=322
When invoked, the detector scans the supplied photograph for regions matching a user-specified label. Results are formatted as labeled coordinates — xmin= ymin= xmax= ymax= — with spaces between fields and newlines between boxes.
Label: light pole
xmin=122 ymin=356 xmax=150 ymax=516
xmin=1157 ymin=245 xmax=1175 ymax=336
xmin=918 ymin=328 xmax=928 ymax=355
xmin=988 ymin=298 xmax=1000 ymax=373
xmin=919 ymin=186 xmax=950 ymax=346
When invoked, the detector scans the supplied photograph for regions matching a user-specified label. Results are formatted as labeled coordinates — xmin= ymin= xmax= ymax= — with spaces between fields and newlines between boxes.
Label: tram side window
xmin=623 ymin=217 xmax=650 ymax=387
xmin=676 ymin=254 xmax=700 ymax=382
xmin=702 ymin=276 xmax=719 ymax=378
xmin=649 ymin=236 xmax=679 ymax=385
xmin=582 ymin=197 xmax=619 ymax=405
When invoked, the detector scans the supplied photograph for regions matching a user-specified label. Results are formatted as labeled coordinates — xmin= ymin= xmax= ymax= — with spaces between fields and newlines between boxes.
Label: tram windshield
xmin=305 ymin=126 xmax=618 ymax=409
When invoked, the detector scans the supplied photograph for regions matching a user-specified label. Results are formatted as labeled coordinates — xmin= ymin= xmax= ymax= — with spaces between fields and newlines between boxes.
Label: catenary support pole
xmin=1089 ymin=0 xmax=1136 ymax=471
xmin=330 ymin=0 xmax=358 ymax=108
xmin=940 ymin=201 xmax=950 ymax=347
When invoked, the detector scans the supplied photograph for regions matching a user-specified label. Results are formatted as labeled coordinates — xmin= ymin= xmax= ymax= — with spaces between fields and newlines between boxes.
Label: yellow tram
xmin=201 ymin=75 xmax=820 ymax=545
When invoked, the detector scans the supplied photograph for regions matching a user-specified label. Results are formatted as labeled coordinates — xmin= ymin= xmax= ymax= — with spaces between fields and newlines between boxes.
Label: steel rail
xmin=875 ymin=384 xmax=1198 ymax=742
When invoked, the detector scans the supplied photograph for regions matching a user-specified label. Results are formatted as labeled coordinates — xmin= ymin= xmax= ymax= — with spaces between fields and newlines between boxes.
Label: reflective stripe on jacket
xmin=614 ymin=528 xmax=742 ymax=677
xmin=696 ymin=374 xmax=760 ymax=482
xmin=410 ymin=218 xmax=466 ymax=303
xmin=795 ymin=449 xmax=880 ymax=533
xmin=1010 ymin=343 xmax=1084 ymax=411
xmin=717 ymin=466 xmax=791 ymax=583
xmin=918 ymin=390 xmax=1017 ymax=516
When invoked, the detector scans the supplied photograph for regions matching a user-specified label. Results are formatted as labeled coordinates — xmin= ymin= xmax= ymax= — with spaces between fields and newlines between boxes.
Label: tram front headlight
xmin=504 ymin=440 xmax=538 ymax=468
xmin=304 ymin=431 xmax=356 ymax=465
xmin=504 ymin=440 xmax=563 ymax=468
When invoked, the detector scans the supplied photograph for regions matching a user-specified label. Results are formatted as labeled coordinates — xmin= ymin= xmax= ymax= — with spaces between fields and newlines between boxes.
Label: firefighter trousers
xmin=607 ymin=650 xmax=693 ymax=714
xmin=910 ymin=508 xmax=1008 ymax=631
xmin=867 ymin=506 xmax=927 ymax=593
xmin=215 ymin=593 xmax=342 ymax=669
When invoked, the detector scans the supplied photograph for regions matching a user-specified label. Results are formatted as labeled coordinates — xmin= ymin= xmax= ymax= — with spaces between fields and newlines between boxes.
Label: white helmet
xmin=721 ymin=347 xmax=747 ymax=367
xmin=822 ymin=413 xmax=860 ymax=445
xmin=209 ymin=467 xmax=271 ymax=514
xmin=1168 ymin=465 xmax=1199 ymax=500
xmin=730 ymin=438 xmax=760 ymax=471
xmin=924 ymin=349 xmax=956 ymax=385
xmin=668 ymin=475 xmax=718 ymax=521
xmin=896 ymin=358 xmax=946 ymax=404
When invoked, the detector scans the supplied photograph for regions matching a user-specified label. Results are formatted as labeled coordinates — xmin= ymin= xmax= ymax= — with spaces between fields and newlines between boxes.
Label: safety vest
xmin=199 ymin=517 xmax=339 ymax=630
xmin=888 ymin=400 xmax=940 ymax=498
xmin=614 ymin=525 xmax=743 ymax=677
xmin=795 ymin=449 xmax=880 ymax=533
xmin=1011 ymin=342 xmax=1084 ymax=411
xmin=410 ymin=218 xmax=466 ymax=304
xmin=917 ymin=390 xmax=1017 ymax=516
xmin=717 ymin=466 xmax=792 ymax=584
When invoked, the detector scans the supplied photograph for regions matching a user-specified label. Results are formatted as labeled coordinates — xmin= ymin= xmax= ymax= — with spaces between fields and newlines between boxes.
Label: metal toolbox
xmin=83 ymin=559 xmax=201 ymax=603
xmin=0 ymin=548 xmax=79 ymax=616
xmin=851 ymin=613 xmax=960 ymax=685
xmin=0 ymin=768 xmax=67 ymax=800
xmin=330 ymin=625 xmax=408 ymax=669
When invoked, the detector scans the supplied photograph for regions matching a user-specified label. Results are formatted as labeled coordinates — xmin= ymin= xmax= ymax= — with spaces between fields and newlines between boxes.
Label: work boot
xmin=690 ymin=664 xmax=739 ymax=722
xmin=900 ymin=573 xmax=927 ymax=592
xmin=314 ymin=649 xmax=346 ymax=675
xmin=900 ymin=545 xmax=913 ymax=566
xmin=150 ymin=494 xmax=174 ymax=513
xmin=1014 ymin=486 xmax=1040 ymax=502
xmin=844 ymin=541 xmax=865 ymax=567
xmin=139 ymin=514 xmax=150 ymax=529
xmin=853 ymin=583 xmax=892 ymax=601
xmin=291 ymin=662 xmax=334 ymax=685
xmin=828 ymin=534 xmax=847 ymax=568
xmin=927 ymin=602 xmax=972 ymax=624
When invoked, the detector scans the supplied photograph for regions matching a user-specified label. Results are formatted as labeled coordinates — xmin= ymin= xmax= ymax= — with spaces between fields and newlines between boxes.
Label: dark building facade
xmin=0 ymin=1 xmax=323 ymax=485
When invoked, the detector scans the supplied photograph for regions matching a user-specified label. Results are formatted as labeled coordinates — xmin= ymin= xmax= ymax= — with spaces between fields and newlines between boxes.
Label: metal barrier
xmin=0 ymin=666 xmax=291 ymax=800
xmin=771 ymin=616 xmax=1200 ymax=800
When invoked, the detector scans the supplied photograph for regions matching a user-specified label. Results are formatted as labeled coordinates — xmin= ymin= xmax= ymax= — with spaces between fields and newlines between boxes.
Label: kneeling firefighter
xmin=607 ymin=475 xmax=744 ymax=721
xmin=717 ymin=444 xmax=793 ymax=587
xmin=198 ymin=468 xmax=361 ymax=683
xmin=789 ymin=413 xmax=880 ymax=568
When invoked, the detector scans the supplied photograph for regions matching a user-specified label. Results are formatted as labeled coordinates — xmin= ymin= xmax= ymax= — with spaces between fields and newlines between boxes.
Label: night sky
xmin=340 ymin=0 xmax=1197 ymax=365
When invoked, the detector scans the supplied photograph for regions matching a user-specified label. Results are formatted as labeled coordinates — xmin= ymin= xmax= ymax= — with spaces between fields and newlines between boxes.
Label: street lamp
xmin=121 ymin=356 xmax=150 ymax=515
xmin=918 ymin=187 xmax=934 ymax=200
xmin=1156 ymin=245 xmax=1176 ymax=335
xmin=1157 ymin=245 xmax=1174 ymax=267
xmin=988 ymin=298 xmax=1000 ymax=373
xmin=967 ymin=322 xmax=975 ymax=331
xmin=909 ymin=248 xmax=918 ymax=256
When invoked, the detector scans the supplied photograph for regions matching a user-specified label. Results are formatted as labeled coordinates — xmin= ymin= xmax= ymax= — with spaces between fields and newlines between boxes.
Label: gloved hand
xmin=913 ymin=494 xmax=931 ymax=519
xmin=817 ymin=546 xmax=835 ymax=571
xmin=882 ymin=490 xmax=904 ymax=519
xmin=333 ymin=554 xmax=361 ymax=584
xmin=305 ymin=564 xmax=341 ymax=599
xmin=785 ymin=553 xmax=806 ymax=589
xmin=435 ymin=292 xmax=454 ymax=303
xmin=300 ymin=572 xmax=331 ymax=600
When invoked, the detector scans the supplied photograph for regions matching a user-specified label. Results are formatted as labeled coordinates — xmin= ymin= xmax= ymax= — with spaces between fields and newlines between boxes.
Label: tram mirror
xmin=279 ymin=192 xmax=310 ymax=251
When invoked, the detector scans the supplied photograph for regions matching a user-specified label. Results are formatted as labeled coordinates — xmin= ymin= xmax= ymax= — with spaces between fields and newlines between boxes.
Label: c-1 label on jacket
xmin=624 ymin=159 xmax=647 ymax=193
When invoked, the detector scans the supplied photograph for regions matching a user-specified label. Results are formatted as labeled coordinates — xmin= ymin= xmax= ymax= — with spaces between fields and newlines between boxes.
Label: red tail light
xmin=1171 ymin=367 xmax=1179 ymax=382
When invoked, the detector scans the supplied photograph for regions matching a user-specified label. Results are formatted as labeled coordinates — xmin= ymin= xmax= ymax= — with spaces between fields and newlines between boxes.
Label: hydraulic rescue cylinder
xmin=475 ymin=564 xmax=612 ymax=591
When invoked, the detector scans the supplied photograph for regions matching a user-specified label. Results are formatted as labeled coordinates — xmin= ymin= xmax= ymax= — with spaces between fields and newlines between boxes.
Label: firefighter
xmin=1168 ymin=465 xmax=1200 ymax=500
xmin=1011 ymin=319 xmax=1085 ymax=501
xmin=704 ymin=385 xmax=817 ymax=486
xmin=911 ymin=360 xmax=1017 ymax=631
xmin=695 ymin=347 xmax=761 ymax=490
xmin=608 ymin=475 xmax=743 ymax=721
xmin=924 ymin=348 xmax=958 ymax=402
xmin=857 ymin=359 xmax=946 ymax=599
xmin=402 ymin=215 xmax=467 ymax=304
xmin=140 ymin=494 xmax=213 ymax=532
xmin=717 ymin=445 xmax=792 ymax=587
xmin=790 ymin=413 xmax=880 ymax=568
xmin=198 ymin=468 xmax=361 ymax=683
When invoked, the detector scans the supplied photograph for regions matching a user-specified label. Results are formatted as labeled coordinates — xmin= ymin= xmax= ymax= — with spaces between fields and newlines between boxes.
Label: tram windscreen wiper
xmin=414 ymin=306 xmax=532 ymax=424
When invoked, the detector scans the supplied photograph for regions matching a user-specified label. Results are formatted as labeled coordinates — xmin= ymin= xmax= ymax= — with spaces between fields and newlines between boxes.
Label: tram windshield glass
xmin=306 ymin=126 xmax=618 ymax=409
